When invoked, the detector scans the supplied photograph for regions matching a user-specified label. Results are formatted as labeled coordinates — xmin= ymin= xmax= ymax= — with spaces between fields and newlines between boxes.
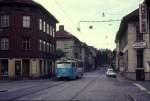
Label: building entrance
xmin=22 ymin=59 xmax=30 ymax=78
xmin=15 ymin=61 xmax=21 ymax=79
xmin=136 ymin=49 xmax=145 ymax=80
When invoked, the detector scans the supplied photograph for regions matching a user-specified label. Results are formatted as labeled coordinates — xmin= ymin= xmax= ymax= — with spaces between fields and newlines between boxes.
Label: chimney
xmin=59 ymin=25 xmax=64 ymax=31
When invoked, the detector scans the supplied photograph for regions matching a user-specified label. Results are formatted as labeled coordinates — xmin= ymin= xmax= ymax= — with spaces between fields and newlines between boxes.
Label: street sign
xmin=139 ymin=4 xmax=148 ymax=33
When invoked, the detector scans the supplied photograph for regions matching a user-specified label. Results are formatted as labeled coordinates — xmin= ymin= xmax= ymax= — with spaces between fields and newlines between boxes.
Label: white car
xmin=106 ymin=68 xmax=116 ymax=77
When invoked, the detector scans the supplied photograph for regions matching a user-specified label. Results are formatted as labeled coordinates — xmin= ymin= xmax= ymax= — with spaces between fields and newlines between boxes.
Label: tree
xmin=96 ymin=49 xmax=113 ymax=67
xmin=55 ymin=49 xmax=65 ymax=60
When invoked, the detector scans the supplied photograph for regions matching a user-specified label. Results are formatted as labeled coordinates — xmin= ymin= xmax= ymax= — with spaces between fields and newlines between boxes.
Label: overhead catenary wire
xmin=53 ymin=0 xmax=85 ymax=40
xmin=53 ymin=0 xmax=77 ymax=29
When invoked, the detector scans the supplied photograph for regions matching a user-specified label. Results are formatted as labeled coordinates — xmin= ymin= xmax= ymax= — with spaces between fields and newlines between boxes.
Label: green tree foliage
xmin=96 ymin=49 xmax=116 ymax=67
xmin=55 ymin=49 xmax=65 ymax=60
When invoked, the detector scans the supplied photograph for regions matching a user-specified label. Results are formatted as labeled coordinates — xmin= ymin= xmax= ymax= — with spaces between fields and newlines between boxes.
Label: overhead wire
xmin=53 ymin=0 xmax=77 ymax=31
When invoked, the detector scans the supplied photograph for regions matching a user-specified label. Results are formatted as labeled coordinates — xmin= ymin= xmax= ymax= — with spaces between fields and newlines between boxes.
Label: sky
xmin=35 ymin=0 xmax=144 ymax=50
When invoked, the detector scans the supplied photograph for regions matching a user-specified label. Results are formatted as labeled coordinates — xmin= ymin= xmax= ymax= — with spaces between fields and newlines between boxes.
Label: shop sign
xmin=132 ymin=41 xmax=147 ymax=48
xmin=139 ymin=4 xmax=148 ymax=33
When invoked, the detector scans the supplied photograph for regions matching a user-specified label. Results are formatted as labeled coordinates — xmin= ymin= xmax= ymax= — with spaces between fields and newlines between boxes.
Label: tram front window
xmin=57 ymin=62 xmax=71 ymax=68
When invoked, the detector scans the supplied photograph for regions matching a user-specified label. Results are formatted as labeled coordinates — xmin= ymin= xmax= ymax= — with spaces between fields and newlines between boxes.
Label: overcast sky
xmin=35 ymin=0 xmax=144 ymax=50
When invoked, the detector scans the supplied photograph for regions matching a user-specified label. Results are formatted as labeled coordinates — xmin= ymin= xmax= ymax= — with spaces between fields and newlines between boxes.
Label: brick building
xmin=0 ymin=0 xmax=58 ymax=79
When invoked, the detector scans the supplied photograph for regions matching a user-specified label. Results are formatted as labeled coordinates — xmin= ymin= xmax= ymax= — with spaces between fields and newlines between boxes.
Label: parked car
xmin=106 ymin=68 xmax=116 ymax=77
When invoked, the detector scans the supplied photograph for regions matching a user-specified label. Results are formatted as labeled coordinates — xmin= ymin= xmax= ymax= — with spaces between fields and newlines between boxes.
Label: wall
xmin=127 ymin=23 xmax=137 ymax=72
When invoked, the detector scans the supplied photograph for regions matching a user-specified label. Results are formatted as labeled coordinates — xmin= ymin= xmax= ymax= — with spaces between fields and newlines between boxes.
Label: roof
xmin=56 ymin=30 xmax=75 ymax=38
xmin=0 ymin=0 xmax=59 ymax=23
xmin=115 ymin=9 xmax=139 ymax=43
xmin=56 ymin=30 xmax=82 ymax=45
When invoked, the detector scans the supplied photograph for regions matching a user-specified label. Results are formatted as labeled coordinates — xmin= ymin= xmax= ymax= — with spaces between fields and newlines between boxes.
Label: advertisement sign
xmin=139 ymin=4 xmax=148 ymax=33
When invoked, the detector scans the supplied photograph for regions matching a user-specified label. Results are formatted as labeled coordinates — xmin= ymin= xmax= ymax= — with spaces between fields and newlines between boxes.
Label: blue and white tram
xmin=56 ymin=59 xmax=84 ymax=80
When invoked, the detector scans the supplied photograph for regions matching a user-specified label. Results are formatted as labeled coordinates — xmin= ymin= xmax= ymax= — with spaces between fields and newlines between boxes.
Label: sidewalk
xmin=116 ymin=72 xmax=150 ymax=101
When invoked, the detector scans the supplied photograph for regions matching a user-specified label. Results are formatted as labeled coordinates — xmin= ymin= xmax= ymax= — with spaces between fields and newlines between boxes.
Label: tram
xmin=56 ymin=58 xmax=84 ymax=80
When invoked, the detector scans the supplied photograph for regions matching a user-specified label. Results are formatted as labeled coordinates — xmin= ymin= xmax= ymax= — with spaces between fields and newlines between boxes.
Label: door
xmin=15 ymin=61 xmax=21 ymax=78
xmin=1 ymin=60 xmax=8 ymax=80
xmin=136 ymin=69 xmax=145 ymax=81
xmin=136 ymin=49 xmax=145 ymax=81
xmin=22 ymin=59 xmax=30 ymax=78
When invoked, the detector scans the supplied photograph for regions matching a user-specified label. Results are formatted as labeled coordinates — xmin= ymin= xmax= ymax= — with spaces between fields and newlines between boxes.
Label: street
xmin=0 ymin=68 xmax=150 ymax=101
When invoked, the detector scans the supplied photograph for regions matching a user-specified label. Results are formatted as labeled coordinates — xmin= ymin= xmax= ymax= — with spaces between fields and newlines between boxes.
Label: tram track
xmin=69 ymin=74 xmax=102 ymax=101
xmin=0 ymin=81 xmax=67 ymax=100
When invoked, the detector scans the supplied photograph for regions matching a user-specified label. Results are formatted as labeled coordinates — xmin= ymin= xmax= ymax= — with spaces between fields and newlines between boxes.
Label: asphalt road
xmin=0 ymin=68 xmax=149 ymax=101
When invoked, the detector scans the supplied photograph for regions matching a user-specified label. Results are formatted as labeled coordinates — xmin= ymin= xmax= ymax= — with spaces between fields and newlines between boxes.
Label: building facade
xmin=56 ymin=25 xmax=82 ymax=61
xmin=0 ymin=0 xmax=58 ymax=80
xmin=81 ymin=43 xmax=91 ymax=71
xmin=56 ymin=26 xmax=98 ymax=72
xmin=88 ymin=46 xmax=97 ymax=71
xmin=115 ymin=5 xmax=150 ymax=80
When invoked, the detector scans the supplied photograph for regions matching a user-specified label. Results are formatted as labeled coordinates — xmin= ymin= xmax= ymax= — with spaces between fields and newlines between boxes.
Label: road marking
xmin=147 ymin=91 xmax=150 ymax=95
xmin=133 ymin=83 xmax=147 ymax=91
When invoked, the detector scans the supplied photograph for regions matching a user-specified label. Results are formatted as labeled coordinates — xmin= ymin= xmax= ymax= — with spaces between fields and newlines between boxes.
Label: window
xmin=52 ymin=44 xmax=55 ymax=53
xmin=65 ymin=52 xmax=69 ymax=57
xmin=0 ymin=38 xmax=9 ymax=50
xmin=43 ymin=21 xmax=46 ymax=32
xmin=137 ymin=49 xmax=143 ymax=68
xmin=0 ymin=15 xmax=9 ymax=27
xmin=53 ymin=28 xmax=55 ymax=37
xmin=47 ymin=42 xmax=49 ymax=52
xmin=39 ymin=19 xmax=42 ymax=30
xmin=39 ymin=40 xmax=42 ymax=51
xmin=50 ymin=26 xmax=52 ymax=36
xmin=43 ymin=41 xmax=46 ymax=52
xmin=22 ymin=37 xmax=30 ymax=50
xmin=49 ymin=43 xmax=52 ymax=52
xmin=23 ymin=16 xmax=30 ymax=28
xmin=47 ymin=24 xmax=49 ymax=34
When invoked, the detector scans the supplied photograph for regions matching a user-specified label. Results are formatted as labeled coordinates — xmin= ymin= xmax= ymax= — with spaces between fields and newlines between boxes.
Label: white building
xmin=115 ymin=7 xmax=150 ymax=80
